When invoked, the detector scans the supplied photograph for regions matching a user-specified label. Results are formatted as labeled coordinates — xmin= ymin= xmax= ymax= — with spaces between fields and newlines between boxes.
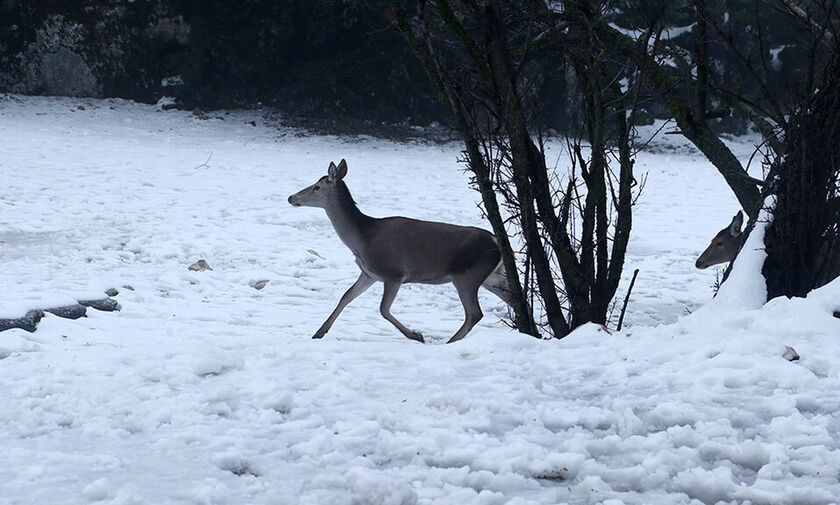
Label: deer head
xmin=695 ymin=211 xmax=744 ymax=269
xmin=287 ymin=159 xmax=348 ymax=208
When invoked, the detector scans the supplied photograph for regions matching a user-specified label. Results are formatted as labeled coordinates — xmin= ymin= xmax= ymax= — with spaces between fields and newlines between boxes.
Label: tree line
xmin=0 ymin=0 xmax=829 ymax=131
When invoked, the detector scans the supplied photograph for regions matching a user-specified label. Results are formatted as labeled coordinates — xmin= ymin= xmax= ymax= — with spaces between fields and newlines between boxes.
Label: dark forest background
xmin=0 ymin=0 xmax=813 ymax=132
xmin=0 ymin=0 xmax=447 ymax=125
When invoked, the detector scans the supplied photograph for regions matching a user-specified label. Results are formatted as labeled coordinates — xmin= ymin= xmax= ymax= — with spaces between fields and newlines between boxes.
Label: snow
xmin=2 ymin=95 xmax=840 ymax=504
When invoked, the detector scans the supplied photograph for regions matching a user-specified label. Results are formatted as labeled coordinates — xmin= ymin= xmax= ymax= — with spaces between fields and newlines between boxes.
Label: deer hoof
xmin=409 ymin=331 xmax=424 ymax=343
xmin=312 ymin=331 xmax=326 ymax=339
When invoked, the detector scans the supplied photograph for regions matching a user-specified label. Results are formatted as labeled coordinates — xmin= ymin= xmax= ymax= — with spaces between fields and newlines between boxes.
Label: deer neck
xmin=324 ymin=182 xmax=374 ymax=255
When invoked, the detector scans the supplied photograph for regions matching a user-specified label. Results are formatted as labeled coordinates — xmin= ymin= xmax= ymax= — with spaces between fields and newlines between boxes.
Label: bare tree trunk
xmin=481 ymin=1 xmax=571 ymax=337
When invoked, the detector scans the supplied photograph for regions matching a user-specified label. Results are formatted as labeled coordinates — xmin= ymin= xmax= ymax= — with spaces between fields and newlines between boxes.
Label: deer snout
xmin=288 ymin=195 xmax=301 ymax=207
xmin=695 ymin=258 xmax=709 ymax=269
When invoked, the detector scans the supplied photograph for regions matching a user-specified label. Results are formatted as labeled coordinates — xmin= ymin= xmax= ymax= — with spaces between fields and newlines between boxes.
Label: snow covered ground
xmin=1 ymin=95 xmax=839 ymax=505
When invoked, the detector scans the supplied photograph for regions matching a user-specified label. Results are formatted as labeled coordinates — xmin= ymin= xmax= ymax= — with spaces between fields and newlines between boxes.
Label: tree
xmin=564 ymin=0 xmax=839 ymax=299
xmin=673 ymin=0 xmax=840 ymax=297
xmin=759 ymin=3 xmax=840 ymax=298
xmin=396 ymin=0 xmax=643 ymax=337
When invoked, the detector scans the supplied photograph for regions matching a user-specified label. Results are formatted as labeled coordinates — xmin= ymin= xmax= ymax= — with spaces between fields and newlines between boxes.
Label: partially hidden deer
xmin=287 ymin=159 xmax=515 ymax=343
xmin=695 ymin=211 xmax=744 ymax=269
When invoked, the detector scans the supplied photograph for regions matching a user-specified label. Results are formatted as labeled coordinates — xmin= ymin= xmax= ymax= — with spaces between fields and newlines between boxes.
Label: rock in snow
xmin=189 ymin=259 xmax=213 ymax=271
xmin=783 ymin=345 xmax=800 ymax=361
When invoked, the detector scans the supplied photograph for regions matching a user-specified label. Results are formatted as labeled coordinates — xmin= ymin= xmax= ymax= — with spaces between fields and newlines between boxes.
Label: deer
xmin=287 ymin=159 xmax=515 ymax=344
xmin=696 ymin=210 xmax=840 ymax=299
xmin=695 ymin=211 xmax=744 ymax=269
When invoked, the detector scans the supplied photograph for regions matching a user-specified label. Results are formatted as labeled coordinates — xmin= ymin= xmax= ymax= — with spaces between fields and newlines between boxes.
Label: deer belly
xmin=355 ymin=257 xmax=450 ymax=284
xmin=355 ymin=258 xmax=384 ymax=281
xmin=405 ymin=273 xmax=452 ymax=285
xmin=354 ymin=257 xmax=398 ymax=282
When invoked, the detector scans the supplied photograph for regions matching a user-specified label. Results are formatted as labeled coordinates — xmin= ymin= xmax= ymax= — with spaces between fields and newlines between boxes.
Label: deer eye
xmin=716 ymin=243 xmax=723 ymax=248
xmin=314 ymin=185 xmax=321 ymax=191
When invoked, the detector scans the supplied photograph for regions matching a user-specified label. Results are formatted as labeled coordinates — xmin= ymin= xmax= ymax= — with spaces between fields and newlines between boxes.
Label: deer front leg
xmin=313 ymin=272 xmax=375 ymax=339
xmin=380 ymin=281 xmax=424 ymax=343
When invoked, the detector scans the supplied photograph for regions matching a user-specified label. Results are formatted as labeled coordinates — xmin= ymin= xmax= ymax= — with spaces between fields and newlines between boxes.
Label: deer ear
xmin=729 ymin=211 xmax=744 ymax=235
xmin=335 ymin=159 xmax=348 ymax=180
xmin=328 ymin=161 xmax=339 ymax=181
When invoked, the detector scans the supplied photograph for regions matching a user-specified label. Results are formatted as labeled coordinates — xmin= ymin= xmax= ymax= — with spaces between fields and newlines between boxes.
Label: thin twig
xmin=616 ymin=268 xmax=640 ymax=331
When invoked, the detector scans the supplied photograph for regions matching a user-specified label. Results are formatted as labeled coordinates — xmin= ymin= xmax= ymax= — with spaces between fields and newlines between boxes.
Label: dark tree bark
xmin=480 ymin=1 xmax=571 ymax=337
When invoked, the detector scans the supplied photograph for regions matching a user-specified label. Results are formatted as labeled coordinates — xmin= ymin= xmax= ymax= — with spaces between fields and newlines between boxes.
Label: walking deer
xmin=695 ymin=211 xmax=744 ymax=269
xmin=288 ymin=159 xmax=514 ymax=343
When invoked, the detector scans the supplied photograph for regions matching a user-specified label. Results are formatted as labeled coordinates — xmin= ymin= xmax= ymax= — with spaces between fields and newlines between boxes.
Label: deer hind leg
xmin=448 ymin=276 xmax=484 ymax=344
xmin=449 ymin=254 xmax=500 ymax=344
xmin=481 ymin=262 xmax=515 ymax=306
xmin=380 ymin=281 xmax=424 ymax=343
xmin=313 ymin=272 xmax=375 ymax=339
